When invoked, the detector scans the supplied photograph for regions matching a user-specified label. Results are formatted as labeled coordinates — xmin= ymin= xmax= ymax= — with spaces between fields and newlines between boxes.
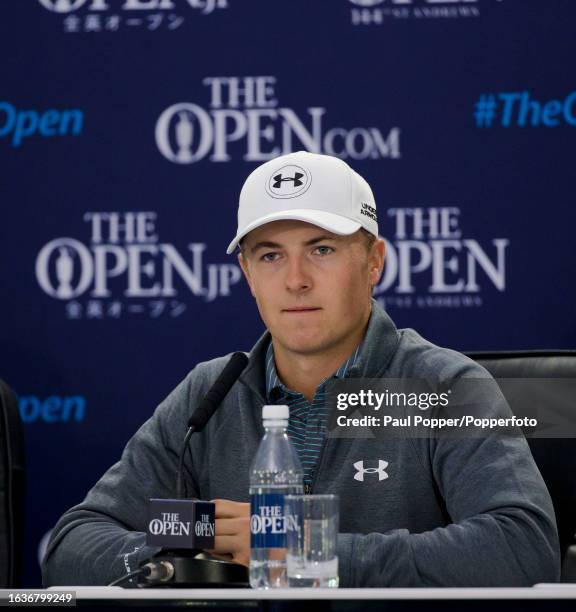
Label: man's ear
xmin=369 ymin=238 xmax=386 ymax=287
xmin=238 ymin=252 xmax=256 ymax=298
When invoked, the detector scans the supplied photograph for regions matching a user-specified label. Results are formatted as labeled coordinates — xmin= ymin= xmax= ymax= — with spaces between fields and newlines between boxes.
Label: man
xmin=43 ymin=151 xmax=559 ymax=587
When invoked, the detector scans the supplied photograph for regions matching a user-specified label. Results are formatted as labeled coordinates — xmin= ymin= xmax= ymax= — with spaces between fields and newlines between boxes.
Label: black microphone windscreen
xmin=187 ymin=352 xmax=249 ymax=430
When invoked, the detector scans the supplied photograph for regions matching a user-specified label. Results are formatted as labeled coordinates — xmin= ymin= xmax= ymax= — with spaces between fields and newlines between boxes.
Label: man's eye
xmin=261 ymin=252 xmax=280 ymax=262
xmin=314 ymin=246 xmax=334 ymax=256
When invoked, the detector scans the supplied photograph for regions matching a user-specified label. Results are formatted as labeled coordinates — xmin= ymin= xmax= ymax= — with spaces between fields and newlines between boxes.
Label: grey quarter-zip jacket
xmin=42 ymin=301 xmax=560 ymax=587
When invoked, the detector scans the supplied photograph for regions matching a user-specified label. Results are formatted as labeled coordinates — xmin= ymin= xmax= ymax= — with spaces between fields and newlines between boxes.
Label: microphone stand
xmin=138 ymin=353 xmax=250 ymax=588
xmin=140 ymin=550 xmax=249 ymax=588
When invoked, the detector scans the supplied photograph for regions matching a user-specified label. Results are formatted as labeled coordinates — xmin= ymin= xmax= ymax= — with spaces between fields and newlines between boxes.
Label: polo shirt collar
xmin=265 ymin=338 xmax=363 ymax=402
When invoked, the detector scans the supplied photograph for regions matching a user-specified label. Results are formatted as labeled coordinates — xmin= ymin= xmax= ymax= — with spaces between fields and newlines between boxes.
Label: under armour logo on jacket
xmin=354 ymin=460 xmax=389 ymax=482
xmin=272 ymin=172 xmax=304 ymax=189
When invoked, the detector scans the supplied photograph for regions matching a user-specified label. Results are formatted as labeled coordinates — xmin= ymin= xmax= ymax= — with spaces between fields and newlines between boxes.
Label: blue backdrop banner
xmin=1 ymin=0 xmax=575 ymax=586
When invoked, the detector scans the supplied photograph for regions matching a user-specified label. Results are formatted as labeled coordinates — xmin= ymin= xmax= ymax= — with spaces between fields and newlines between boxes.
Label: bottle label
xmin=250 ymin=493 xmax=286 ymax=549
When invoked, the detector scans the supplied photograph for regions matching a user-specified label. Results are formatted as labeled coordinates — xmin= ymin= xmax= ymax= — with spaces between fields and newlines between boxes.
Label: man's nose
xmin=284 ymin=256 xmax=312 ymax=293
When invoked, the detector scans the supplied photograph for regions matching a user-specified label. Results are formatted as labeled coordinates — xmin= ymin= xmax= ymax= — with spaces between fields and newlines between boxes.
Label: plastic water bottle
xmin=249 ymin=405 xmax=303 ymax=589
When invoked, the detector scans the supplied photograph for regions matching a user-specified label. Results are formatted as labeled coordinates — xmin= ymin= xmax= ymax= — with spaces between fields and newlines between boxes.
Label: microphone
xmin=133 ymin=352 xmax=250 ymax=588
xmin=177 ymin=352 xmax=249 ymax=499
xmin=187 ymin=352 xmax=249 ymax=431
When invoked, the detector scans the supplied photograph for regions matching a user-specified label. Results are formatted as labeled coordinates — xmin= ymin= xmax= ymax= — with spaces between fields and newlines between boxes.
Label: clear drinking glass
xmin=284 ymin=494 xmax=339 ymax=588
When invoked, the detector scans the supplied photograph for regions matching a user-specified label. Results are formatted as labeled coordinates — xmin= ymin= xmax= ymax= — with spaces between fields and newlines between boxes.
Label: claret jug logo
xmin=155 ymin=76 xmax=401 ymax=164
xmin=35 ymin=212 xmax=242 ymax=320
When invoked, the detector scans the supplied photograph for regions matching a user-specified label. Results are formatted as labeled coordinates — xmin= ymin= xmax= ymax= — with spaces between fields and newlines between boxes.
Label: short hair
xmin=360 ymin=228 xmax=377 ymax=252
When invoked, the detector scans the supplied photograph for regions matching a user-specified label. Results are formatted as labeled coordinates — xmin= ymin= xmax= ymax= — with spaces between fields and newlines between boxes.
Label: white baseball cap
xmin=226 ymin=151 xmax=378 ymax=254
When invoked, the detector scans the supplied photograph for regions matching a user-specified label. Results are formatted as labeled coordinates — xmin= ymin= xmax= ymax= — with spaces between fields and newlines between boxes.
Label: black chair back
xmin=0 ymin=380 xmax=25 ymax=588
xmin=467 ymin=351 xmax=576 ymax=561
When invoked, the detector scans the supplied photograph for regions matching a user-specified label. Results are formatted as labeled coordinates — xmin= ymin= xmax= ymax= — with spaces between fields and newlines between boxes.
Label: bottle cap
xmin=262 ymin=405 xmax=289 ymax=420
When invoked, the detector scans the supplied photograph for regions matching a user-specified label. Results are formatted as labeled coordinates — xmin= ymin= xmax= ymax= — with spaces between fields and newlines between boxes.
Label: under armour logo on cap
xmin=353 ymin=460 xmax=389 ymax=482
xmin=272 ymin=172 xmax=304 ymax=189
xmin=265 ymin=163 xmax=311 ymax=199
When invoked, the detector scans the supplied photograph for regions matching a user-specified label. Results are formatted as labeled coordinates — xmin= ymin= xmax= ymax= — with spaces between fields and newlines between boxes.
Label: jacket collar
xmin=239 ymin=299 xmax=400 ymax=398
